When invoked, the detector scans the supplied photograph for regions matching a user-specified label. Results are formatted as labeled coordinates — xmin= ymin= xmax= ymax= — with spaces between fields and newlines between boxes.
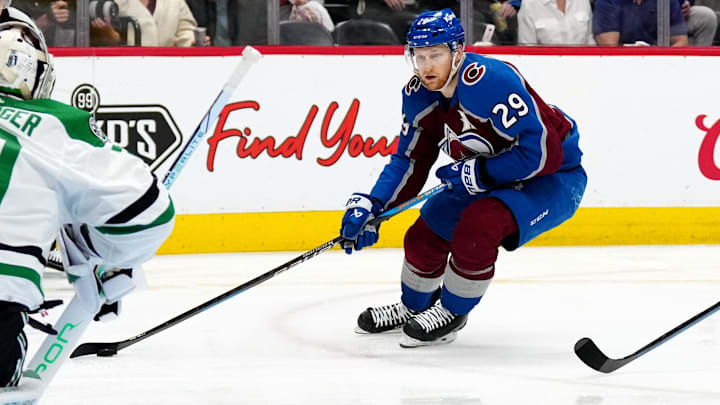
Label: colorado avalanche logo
xmin=439 ymin=110 xmax=494 ymax=160
xmin=440 ymin=128 xmax=495 ymax=160
xmin=462 ymin=62 xmax=485 ymax=86
xmin=405 ymin=76 xmax=422 ymax=96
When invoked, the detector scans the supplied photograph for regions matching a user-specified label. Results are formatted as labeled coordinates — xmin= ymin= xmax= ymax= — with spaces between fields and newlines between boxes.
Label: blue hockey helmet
xmin=406 ymin=8 xmax=465 ymax=51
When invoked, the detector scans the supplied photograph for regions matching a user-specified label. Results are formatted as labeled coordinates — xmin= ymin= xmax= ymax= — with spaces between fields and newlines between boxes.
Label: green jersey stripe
xmin=0 ymin=263 xmax=43 ymax=297
xmin=96 ymin=199 xmax=175 ymax=235
xmin=0 ymin=128 xmax=21 ymax=206
xmin=0 ymin=96 xmax=103 ymax=147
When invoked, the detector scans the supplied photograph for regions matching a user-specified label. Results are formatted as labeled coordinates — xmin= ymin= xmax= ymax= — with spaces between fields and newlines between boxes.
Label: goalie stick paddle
xmin=45 ymin=46 xmax=262 ymax=272
xmin=574 ymin=299 xmax=720 ymax=373
xmin=69 ymin=182 xmax=449 ymax=358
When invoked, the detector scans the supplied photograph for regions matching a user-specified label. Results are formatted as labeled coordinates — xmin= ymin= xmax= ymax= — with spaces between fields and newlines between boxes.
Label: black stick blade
xmin=574 ymin=337 xmax=625 ymax=373
xmin=70 ymin=342 xmax=119 ymax=358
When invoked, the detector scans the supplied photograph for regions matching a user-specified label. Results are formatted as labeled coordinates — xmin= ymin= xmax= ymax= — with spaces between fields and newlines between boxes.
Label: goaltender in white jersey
xmin=0 ymin=7 xmax=175 ymax=388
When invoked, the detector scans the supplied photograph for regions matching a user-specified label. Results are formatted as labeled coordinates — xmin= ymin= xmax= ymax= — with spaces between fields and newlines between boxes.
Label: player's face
xmin=411 ymin=45 xmax=453 ymax=90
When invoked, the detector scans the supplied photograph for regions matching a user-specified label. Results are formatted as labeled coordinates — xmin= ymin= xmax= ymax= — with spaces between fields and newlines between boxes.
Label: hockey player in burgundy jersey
xmin=340 ymin=9 xmax=587 ymax=347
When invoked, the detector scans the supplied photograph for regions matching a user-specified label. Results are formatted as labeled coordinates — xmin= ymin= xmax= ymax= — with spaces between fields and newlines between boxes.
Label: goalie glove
xmin=56 ymin=224 xmax=142 ymax=321
xmin=66 ymin=264 xmax=141 ymax=322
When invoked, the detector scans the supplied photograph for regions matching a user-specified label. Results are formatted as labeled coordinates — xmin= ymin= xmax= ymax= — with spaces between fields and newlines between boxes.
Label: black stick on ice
xmin=574 ymin=300 xmax=720 ymax=373
xmin=70 ymin=183 xmax=449 ymax=358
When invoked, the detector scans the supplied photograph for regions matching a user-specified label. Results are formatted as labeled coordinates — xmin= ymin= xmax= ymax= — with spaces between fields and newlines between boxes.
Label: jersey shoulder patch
xmin=25 ymin=99 xmax=104 ymax=147
xmin=457 ymin=54 xmax=526 ymax=117
xmin=460 ymin=61 xmax=486 ymax=87
xmin=401 ymin=76 xmax=441 ymax=125
xmin=404 ymin=75 xmax=423 ymax=96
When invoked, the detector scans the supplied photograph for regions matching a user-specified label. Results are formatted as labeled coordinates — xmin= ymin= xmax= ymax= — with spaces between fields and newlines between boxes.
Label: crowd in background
xmin=12 ymin=0 xmax=720 ymax=46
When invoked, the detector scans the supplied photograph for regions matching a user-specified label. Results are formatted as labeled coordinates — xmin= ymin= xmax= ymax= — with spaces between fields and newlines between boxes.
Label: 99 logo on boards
xmin=71 ymin=83 xmax=182 ymax=171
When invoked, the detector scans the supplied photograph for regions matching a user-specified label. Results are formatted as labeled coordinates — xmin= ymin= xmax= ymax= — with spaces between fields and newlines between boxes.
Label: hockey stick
xmin=1 ymin=48 xmax=263 ymax=403
xmin=574 ymin=299 xmax=720 ymax=373
xmin=69 ymin=182 xmax=450 ymax=358
xmin=0 ymin=297 xmax=92 ymax=405
xmin=44 ymin=46 xmax=262 ymax=272
xmin=161 ymin=46 xmax=261 ymax=188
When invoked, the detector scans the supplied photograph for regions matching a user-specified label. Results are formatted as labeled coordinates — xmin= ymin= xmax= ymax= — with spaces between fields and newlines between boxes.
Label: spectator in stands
xmin=280 ymin=0 xmax=294 ymax=19
xmin=187 ymin=0 xmax=215 ymax=45
xmin=12 ymin=0 xmax=74 ymax=45
xmin=694 ymin=0 xmax=720 ymax=43
xmin=118 ymin=0 xmax=159 ymax=46
xmin=680 ymin=0 xmax=717 ymax=45
xmin=288 ymin=0 xmax=334 ymax=31
xmin=90 ymin=15 xmax=121 ymax=45
xmin=593 ymin=0 xmax=688 ymax=46
xmin=90 ymin=0 xmax=159 ymax=46
xmin=470 ymin=0 xmax=520 ymax=44
xmin=517 ymin=0 xmax=595 ymax=45
xmin=141 ymin=0 xmax=198 ymax=46
xmin=334 ymin=0 xmax=454 ymax=43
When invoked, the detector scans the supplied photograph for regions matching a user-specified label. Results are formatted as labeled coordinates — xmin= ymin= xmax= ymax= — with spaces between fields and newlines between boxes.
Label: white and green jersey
xmin=0 ymin=95 xmax=174 ymax=310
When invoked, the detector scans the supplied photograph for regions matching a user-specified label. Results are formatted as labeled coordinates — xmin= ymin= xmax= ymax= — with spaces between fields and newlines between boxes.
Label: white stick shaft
xmin=162 ymin=46 xmax=261 ymax=189
xmin=1 ymin=298 xmax=92 ymax=403
xmin=27 ymin=297 xmax=93 ymax=392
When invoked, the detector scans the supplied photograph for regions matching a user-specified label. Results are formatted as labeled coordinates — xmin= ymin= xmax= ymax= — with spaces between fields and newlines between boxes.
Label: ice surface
xmin=25 ymin=246 xmax=720 ymax=405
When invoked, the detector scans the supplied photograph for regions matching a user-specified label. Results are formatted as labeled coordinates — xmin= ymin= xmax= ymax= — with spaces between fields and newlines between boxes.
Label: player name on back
xmin=0 ymin=106 xmax=41 ymax=136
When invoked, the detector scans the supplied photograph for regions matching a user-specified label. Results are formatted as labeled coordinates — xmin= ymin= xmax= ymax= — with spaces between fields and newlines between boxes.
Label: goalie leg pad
xmin=0 ymin=301 xmax=28 ymax=387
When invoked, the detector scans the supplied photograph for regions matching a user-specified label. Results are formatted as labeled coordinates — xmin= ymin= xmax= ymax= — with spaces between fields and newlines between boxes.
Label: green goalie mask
xmin=0 ymin=7 xmax=55 ymax=100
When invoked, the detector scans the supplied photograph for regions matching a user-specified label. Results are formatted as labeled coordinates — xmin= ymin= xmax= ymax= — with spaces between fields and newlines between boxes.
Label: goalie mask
xmin=0 ymin=7 xmax=55 ymax=100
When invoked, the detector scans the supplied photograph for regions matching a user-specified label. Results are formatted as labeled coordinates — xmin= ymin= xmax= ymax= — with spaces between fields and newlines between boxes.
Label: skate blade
xmin=354 ymin=326 xmax=403 ymax=335
xmin=398 ymin=331 xmax=458 ymax=348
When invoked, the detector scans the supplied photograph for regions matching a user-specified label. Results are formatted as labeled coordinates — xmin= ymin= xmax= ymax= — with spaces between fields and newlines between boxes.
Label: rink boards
xmin=48 ymin=47 xmax=720 ymax=252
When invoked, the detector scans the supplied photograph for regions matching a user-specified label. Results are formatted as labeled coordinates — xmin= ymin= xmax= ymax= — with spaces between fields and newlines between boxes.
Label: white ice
xmin=26 ymin=246 xmax=720 ymax=405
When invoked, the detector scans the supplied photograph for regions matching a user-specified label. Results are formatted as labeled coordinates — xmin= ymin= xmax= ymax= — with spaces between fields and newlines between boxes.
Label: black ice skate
xmin=399 ymin=302 xmax=468 ymax=348
xmin=356 ymin=289 xmax=441 ymax=334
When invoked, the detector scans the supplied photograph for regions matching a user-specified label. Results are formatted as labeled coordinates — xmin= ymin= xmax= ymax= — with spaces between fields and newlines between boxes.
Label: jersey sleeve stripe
xmin=79 ymin=224 xmax=100 ymax=257
xmin=95 ymin=199 xmax=175 ymax=235
xmin=0 ymin=243 xmax=46 ymax=267
xmin=105 ymin=175 xmax=161 ymax=225
xmin=0 ymin=263 xmax=42 ymax=296
xmin=381 ymin=103 xmax=437 ymax=206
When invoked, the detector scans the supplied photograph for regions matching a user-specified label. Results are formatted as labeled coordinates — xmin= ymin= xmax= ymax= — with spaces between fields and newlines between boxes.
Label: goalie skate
xmin=399 ymin=302 xmax=468 ymax=348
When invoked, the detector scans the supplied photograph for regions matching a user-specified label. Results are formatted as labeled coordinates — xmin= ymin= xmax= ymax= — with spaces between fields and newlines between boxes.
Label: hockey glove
xmin=67 ymin=265 xmax=141 ymax=322
xmin=340 ymin=193 xmax=384 ymax=254
xmin=435 ymin=158 xmax=488 ymax=199
xmin=57 ymin=224 xmax=141 ymax=321
xmin=93 ymin=266 xmax=140 ymax=322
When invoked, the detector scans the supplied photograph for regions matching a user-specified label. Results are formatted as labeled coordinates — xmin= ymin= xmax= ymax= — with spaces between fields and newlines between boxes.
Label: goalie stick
xmin=1 ymin=47 xmax=263 ymax=404
xmin=45 ymin=47 xmax=262 ymax=272
xmin=69 ymin=182 xmax=450 ymax=358
xmin=574 ymin=299 xmax=720 ymax=373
